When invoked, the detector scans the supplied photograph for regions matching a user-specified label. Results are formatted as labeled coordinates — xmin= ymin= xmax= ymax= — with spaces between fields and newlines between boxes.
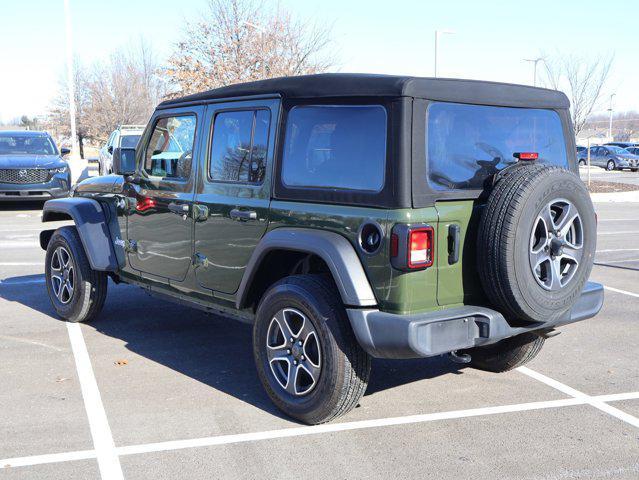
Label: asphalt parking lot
xmin=0 ymin=199 xmax=638 ymax=480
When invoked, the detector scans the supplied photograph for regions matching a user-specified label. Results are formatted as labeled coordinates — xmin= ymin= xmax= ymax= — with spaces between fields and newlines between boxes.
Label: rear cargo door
xmin=434 ymin=200 xmax=482 ymax=306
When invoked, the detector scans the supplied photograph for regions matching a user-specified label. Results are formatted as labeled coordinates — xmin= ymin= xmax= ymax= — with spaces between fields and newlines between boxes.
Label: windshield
xmin=608 ymin=146 xmax=627 ymax=154
xmin=120 ymin=134 xmax=141 ymax=148
xmin=427 ymin=102 xmax=568 ymax=190
xmin=0 ymin=135 xmax=58 ymax=155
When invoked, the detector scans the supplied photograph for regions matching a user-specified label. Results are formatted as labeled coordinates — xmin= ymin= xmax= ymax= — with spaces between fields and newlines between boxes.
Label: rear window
xmin=281 ymin=105 xmax=387 ymax=192
xmin=120 ymin=135 xmax=141 ymax=148
xmin=427 ymin=102 xmax=568 ymax=190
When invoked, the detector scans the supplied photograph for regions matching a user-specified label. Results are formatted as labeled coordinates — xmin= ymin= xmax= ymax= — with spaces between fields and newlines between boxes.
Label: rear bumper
xmin=347 ymin=281 xmax=604 ymax=359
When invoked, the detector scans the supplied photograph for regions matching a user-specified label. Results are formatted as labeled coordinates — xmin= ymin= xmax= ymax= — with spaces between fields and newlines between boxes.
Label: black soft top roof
xmin=159 ymin=73 xmax=569 ymax=109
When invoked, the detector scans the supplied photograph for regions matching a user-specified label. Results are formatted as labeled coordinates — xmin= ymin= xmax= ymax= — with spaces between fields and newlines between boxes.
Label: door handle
xmin=448 ymin=224 xmax=460 ymax=265
xmin=230 ymin=208 xmax=257 ymax=221
xmin=168 ymin=202 xmax=189 ymax=215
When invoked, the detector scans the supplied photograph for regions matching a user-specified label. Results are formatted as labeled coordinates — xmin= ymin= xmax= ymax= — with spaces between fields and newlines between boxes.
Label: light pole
xmin=63 ymin=0 xmax=78 ymax=158
xmin=523 ymin=57 xmax=544 ymax=87
xmin=434 ymin=30 xmax=455 ymax=78
xmin=608 ymin=93 xmax=616 ymax=140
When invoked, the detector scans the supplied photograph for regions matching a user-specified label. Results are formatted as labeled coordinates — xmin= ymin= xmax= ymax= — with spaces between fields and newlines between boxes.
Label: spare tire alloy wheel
xmin=477 ymin=166 xmax=596 ymax=324
xmin=529 ymin=199 xmax=583 ymax=291
xmin=50 ymin=246 xmax=75 ymax=304
xmin=267 ymin=308 xmax=321 ymax=396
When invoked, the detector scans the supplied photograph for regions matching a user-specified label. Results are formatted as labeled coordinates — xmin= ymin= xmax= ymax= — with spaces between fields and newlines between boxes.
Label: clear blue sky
xmin=1 ymin=0 xmax=637 ymax=122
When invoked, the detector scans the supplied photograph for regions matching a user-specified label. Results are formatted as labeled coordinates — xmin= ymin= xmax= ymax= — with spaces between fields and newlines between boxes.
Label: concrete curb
xmin=590 ymin=191 xmax=639 ymax=203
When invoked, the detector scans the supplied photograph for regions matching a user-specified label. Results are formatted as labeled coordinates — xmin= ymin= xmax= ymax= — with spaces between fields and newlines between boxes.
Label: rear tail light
xmin=514 ymin=152 xmax=539 ymax=161
xmin=390 ymin=224 xmax=435 ymax=270
xmin=408 ymin=228 xmax=434 ymax=268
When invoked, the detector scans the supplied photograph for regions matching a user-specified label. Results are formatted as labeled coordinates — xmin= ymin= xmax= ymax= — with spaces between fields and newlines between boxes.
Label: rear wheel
xmin=253 ymin=275 xmax=371 ymax=424
xmin=45 ymin=226 xmax=108 ymax=323
xmin=463 ymin=333 xmax=545 ymax=373
xmin=578 ymin=159 xmax=586 ymax=167
xmin=606 ymin=160 xmax=616 ymax=171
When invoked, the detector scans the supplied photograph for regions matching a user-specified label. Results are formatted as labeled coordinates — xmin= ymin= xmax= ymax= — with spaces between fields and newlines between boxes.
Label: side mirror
xmin=107 ymin=145 xmax=114 ymax=154
xmin=112 ymin=147 xmax=137 ymax=176
xmin=61 ymin=147 xmax=71 ymax=156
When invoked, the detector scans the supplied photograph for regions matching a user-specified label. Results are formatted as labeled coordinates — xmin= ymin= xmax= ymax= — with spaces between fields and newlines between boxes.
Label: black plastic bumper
xmin=347 ymin=281 xmax=604 ymax=359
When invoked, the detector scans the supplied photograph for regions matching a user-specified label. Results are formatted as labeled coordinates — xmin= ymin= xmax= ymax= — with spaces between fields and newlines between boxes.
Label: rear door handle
xmin=448 ymin=224 xmax=460 ymax=265
xmin=230 ymin=208 xmax=257 ymax=221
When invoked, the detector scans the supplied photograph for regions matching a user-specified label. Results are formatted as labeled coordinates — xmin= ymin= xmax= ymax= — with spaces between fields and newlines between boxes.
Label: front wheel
xmin=253 ymin=275 xmax=371 ymax=424
xmin=606 ymin=160 xmax=616 ymax=171
xmin=463 ymin=333 xmax=545 ymax=373
xmin=45 ymin=226 xmax=108 ymax=322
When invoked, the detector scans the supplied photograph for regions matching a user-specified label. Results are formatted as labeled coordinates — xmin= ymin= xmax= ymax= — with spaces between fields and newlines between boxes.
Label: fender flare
xmin=236 ymin=228 xmax=377 ymax=309
xmin=41 ymin=197 xmax=119 ymax=272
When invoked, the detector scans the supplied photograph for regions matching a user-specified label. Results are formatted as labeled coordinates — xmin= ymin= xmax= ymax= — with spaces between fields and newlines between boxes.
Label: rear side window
xmin=281 ymin=105 xmax=387 ymax=192
xmin=209 ymin=109 xmax=270 ymax=184
xmin=427 ymin=102 xmax=568 ymax=190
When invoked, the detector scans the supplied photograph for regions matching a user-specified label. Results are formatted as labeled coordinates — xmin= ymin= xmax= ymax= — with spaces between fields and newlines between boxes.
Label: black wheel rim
xmin=529 ymin=199 xmax=583 ymax=291
xmin=266 ymin=308 xmax=321 ymax=396
xmin=50 ymin=246 xmax=75 ymax=304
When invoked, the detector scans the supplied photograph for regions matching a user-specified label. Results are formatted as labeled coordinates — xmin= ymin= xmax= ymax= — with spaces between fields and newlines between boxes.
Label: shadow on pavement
xmin=0 ymin=201 xmax=46 ymax=211
xmin=594 ymin=262 xmax=639 ymax=272
xmin=0 ymin=275 xmax=462 ymax=422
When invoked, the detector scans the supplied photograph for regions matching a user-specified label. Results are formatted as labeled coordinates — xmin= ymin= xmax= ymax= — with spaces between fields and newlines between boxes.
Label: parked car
xmin=605 ymin=142 xmax=639 ymax=149
xmin=0 ymin=130 xmax=71 ymax=201
xmin=98 ymin=125 xmax=145 ymax=176
xmin=39 ymin=74 xmax=603 ymax=424
xmin=579 ymin=145 xmax=639 ymax=171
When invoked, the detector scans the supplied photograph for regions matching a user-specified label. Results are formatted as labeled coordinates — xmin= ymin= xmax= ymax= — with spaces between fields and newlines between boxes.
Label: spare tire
xmin=477 ymin=164 xmax=596 ymax=324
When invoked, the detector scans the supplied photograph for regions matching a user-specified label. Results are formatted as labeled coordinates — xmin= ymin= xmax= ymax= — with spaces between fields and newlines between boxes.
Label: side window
xmin=281 ymin=105 xmax=387 ymax=191
xmin=209 ymin=109 xmax=270 ymax=184
xmin=144 ymin=115 xmax=197 ymax=180
xmin=106 ymin=132 xmax=116 ymax=147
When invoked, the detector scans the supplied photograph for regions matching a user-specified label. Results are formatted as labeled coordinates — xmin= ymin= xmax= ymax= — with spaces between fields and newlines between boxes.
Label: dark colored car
xmin=605 ymin=142 xmax=638 ymax=149
xmin=578 ymin=145 xmax=639 ymax=171
xmin=0 ymin=131 xmax=71 ymax=201
xmin=39 ymin=74 xmax=603 ymax=424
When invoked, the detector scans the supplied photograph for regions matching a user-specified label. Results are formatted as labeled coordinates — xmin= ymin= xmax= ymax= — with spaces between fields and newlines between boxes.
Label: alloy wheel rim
xmin=266 ymin=308 xmax=321 ymax=396
xmin=529 ymin=199 xmax=583 ymax=291
xmin=50 ymin=246 xmax=75 ymax=304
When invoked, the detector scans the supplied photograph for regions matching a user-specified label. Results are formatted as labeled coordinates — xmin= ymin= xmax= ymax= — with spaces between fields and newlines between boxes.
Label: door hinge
xmin=193 ymin=253 xmax=208 ymax=268
xmin=192 ymin=204 xmax=209 ymax=222
xmin=125 ymin=239 xmax=138 ymax=253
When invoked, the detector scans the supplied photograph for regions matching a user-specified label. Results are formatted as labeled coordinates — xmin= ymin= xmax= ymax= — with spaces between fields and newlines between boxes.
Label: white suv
xmin=98 ymin=125 xmax=145 ymax=175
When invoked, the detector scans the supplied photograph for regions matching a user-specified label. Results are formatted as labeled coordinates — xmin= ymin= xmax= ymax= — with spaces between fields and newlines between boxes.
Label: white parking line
xmin=0 ymin=449 xmax=96 ymax=469
xmin=517 ymin=367 xmax=639 ymax=429
xmin=0 ymin=262 xmax=42 ymax=266
xmin=66 ymin=323 xmax=124 ymax=480
xmin=0 ymin=277 xmax=45 ymax=285
xmin=604 ymin=285 xmax=639 ymax=298
xmin=2 ymin=390 xmax=639 ymax=470
xmin=596 ymin=248 xmax=639 ymax=253
xmin=598 ymin=230 xmax=639 ymax=235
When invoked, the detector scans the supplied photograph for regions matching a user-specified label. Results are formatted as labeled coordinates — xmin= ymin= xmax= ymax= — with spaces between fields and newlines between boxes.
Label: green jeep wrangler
xmin=40 ymin=74 xmax=603 ymax=425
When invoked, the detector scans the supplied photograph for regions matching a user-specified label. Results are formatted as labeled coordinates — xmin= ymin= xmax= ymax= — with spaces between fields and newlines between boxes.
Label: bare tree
xmin=47 ymin=40 xmax=165 ymax=156
xmin=167 ymin=0 xmax=334 ymax=95
xmin=87 ymin=40 xmax=165 ymax=142
xmin=47 ymin=58 xmax=92 ymax=158
xmin=541 ymin=53 xmax=614 ymax=136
